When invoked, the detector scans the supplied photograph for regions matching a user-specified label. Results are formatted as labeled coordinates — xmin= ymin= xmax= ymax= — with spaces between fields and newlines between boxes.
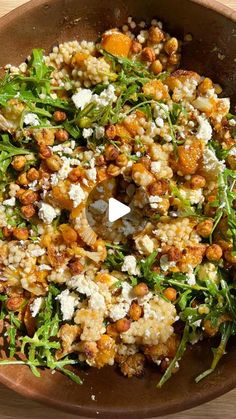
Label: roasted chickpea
xmin=133 ymin=282 xmax=149 ymax=297
xmin=129 ymin=302 xmax=142 ymax=321
xmin=150 ymin=59 xmax=163 ymax=75
xmin=69 ymin=259 xmax=84 ymax=275
xmin=116 ymin=153 xmax=128 ymax=167
xmin=141 ymin=47 xmax=156 ymax=62
xmin=106 ymin=324 xmax=119 ymax=339
xmin=6 ymin=296 xmax=24 ymax=311
xmin=17 ymin=172 xmax=29 ymax=186
xmin=164 ymin=37 xmax=178 ymax=55
xmin=148 ymin=179 xmax=169 ymax=196
xmin=190 ymin=175 xmax=206 ymax=189
xmin=148 ymin=26 xmax=164 ymax=43
xmin=115 ymin=318 xmax=131 ymax=333
xmin=55 ymin=129 xmax=69 ymax=143
xmin=2 ymin=227 xmax=12 ymax=238
xmin=105 ymin=144 xmax=119 ymax=161
xmin=68 ymin=167 xmax=82 ymax=182
xmin=203 ymin=319 xmax=218 ymax=337
xmin=206 ymin=244 xmax=223 ymax=261
xmin=27 ymin=168 xmax=40 ymax=181
xmin=21 ymin=204 xmax=36 ymax=219
xmin=224 ymin=250 xmax=236 ymax=265
xmin=39 ymin=144 xmax=52 ymax=159
xmin=130 ymin=40 xmax=142 ymax=54
xmin=196 ymin=219 xmax=213 ymax=238
xmin=45 ymin=155 xmax=62 ymax=172
xmin=163 ymin=287 xmax=177 ymax=301
xmin=11 ymin=156 xmax=26 ymax=171
xmin=13 ymin=227 xmax=29 ymax=240
xmin=198 ymin=77 xmax=213 ymax=94
xmin=138 ymin=156 xmax=151 ymax=170
xmin=167 ymin=246 xmax=182 ymax=261
xmin=107 ymin=164 xmax=121 ymax=177
xmin=53 ymin=111 xmax=67 ymax=122
xmin=59 ymin=224 xmax=78 ymax=244
xmin=105 ymin=125 xmax=117 ymax=140
xmin=34 ymin=128 xmax=55 ymax=146
xmin=95 ymin=155 xmax=105 ymax=166
xmin=19 ymin=190 xmax=38 ymax=205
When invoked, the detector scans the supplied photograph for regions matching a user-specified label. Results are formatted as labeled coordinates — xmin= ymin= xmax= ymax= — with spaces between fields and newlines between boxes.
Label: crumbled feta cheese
xmin=95 ymin=126 xmax=105 ymax=139
xmin=186 ymin=272 xmax=196 ymax=285
xmin=30 ymin=247 xmax=45 ymax=257
xmin=68 ymin=274 xmax=99 ymax=296
xmin=202 ymin=148 xmax=225 ymax=177
xmin=109 ymin=302 xmax=130 ymax=321
xmin=90 ymin=199 xmax=108 ymax=213
xmin=39 ymin=264 xmax=52 ymax=271
xmin=93 ymin=84 xmax=117 ymax=107
xmin=150 ymin=161 xmax=161 ymax=173
xmin=23 ymin=113 xmax=40 ymax=126
xmin=229 ymin=119 xmax=236 ymax=127
xmin=149 ymin=195 xmax=162 ymax=209
xmin=121 ymin=255 xmax=140 ymax=276
xmin=69 ymin=184 xmax=85 ymax=208
xmin=83 ymin=128 xmax=93 ymax=139
xmin=86 ymin=167 xmax=97 ymax=181
xmin=3 ymin=197 xmax=16 ymax=207
xmin=159 ymin=255 xmax=176 ymax=272
xmin=179 ymin=187 xmax=204 ymax=205
xmin=56 ymin=289 xmax=78 ymax=321
xmin=88 ymin=291 xmax=106 ymax=311
xmin=135 ymin=234 xmax=154 ymax=255
xmin=196 ymin=115 xmax=212 ymax=143
xmin=72 ymin=89 xmax=93 ymax=109
xmin=155 ymin=117 xmax=164 ymax=128
xmin=38 ymin=202 xmax=60 ymax=224
xmin=30 ymin=297 xmax=43 ymax=317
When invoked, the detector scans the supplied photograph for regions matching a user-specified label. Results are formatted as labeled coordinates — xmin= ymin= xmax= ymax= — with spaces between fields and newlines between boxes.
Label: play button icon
xmin=108 ymin=198 xmax=130 ymax=222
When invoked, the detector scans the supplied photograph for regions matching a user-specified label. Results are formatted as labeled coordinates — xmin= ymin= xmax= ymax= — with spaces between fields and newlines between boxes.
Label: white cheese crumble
xmin=30 ymin=297 xmax=43 ymax=317
xmin=155 ymin=117 xmax=164 ymax=128
xmin=202 ymin=148 xmax=225 ymax=177
xmin=23 ymin=113 xmax=40 ymax=126
xmin=159 ymin=255 xmax=176 ymax=272
xmin=56 ymin=289 xmax=78 ymax=321
xmin=179 ymin=187 xmax=204 ymax=205
xmin=39 ymin=264 xmax=52 ymax=271
xmin=196 ymin=115 xmax=212 ymax=143
xmin=88 ymin=291 xmax=106 ymax=311
xmin=109 ymin=302 xmax=130 ymax=321
xmin=86 ymin=167 xmax=97 ymax=181
xmin=149 ymin=195 xmax=162 ymax=209
xmin=38 ymin=202 xmax=60 ymax=224
xmin=69 ymin=184 xmax=85 ymax=208
xmin=90 ymin=199 xmax=108 ymax=213
xmin=68 ymin=274 xmax=99 ymax=296
xmin=150 ymin=161 xmax=161 ymax=173
xmin=3 ymin=197 xmax=16 ymax=207
xmin=83 ymin=128 xmax=93 ymax=139
xmin=121 ymin=255 xmax=140 ymax=276
xmin=95 ymin=126 xmax=105 ymax=139
xmin=72 ymin=89 xmax=93 ymax=109
xmin=186 ymin=272 xmax=196 ymax=285
xmin=30 ymin=247 xmax=45 ymax=257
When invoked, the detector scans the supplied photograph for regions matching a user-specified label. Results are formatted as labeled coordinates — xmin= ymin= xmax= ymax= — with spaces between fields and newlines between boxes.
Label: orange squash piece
xmin=101 ymin=31 xmax=132 ymax=57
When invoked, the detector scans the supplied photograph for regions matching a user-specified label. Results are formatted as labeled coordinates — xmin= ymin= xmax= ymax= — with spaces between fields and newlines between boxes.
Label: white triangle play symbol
xmin=108 ymin=198 xmax=130 ymax=222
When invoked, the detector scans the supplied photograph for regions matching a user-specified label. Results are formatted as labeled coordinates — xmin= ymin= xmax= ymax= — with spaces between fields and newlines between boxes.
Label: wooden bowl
xmin=0 ymin=0 xmax=235 ymax=417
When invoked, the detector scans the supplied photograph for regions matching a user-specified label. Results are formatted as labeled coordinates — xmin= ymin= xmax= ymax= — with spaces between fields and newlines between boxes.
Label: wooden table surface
xmin=0 ymin=0 xmax=236 ymax=418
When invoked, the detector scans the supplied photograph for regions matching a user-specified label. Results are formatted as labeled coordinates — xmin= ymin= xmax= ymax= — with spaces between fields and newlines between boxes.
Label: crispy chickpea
xmin=27 ymin=168 xmax=40 ymax=181
xmin=198 ymin=77 xmax=213 ymax=94
xmin=163 ymin=287 xmax=177 ymax=301
xmin=11 ymin=156 xmax=26 ymax=171
xmin=206 ymin=244 xmax=223 ymax=261
xmin=148 ymin=179 xmax=169 ymax=196
xmin=6 ymin=296 xmax=24 ymax=311
xmin=116 ymin=153 xmax=128 ymax=167
xmin=2 ymin=227 xmax=12 ymax=238
xmin=190 ymin=175 xmax=206 ymax=189
xmin=196 ymin=219 xmax=213 ymax=238
xmin=141 ymin=47 xmax=156 ymax=62
xmin=59 ymin=224 xmax=78 ymax=244
xmin=105 ymin=125 xmax=117 ymax=140
xmin=148 ymin=26 xmax=164 ymax=43
xmin=168 ymin=53 xmax=181 ymax=66
xmin=203 ymin=319 xmax=218 ymax=337
xmin=13 ymin=227 xmax=29 ymax=240
xmin=53 ymin=111 xmax=67 ymax=122
xmin=115 ymin=318 xmax=131 ymax=333
xmin=39 ymin=144 xmax=52 ymax=159
xmin=107 ymin=164 xmax=121 ymax=177
xmin=55 ymin=129 xmax=69 ymax=143
xmin=133 ymin=282 xmax=149 ymax=297
xmin=19 ymin=190 xmax=38 ymax=205
xmin=224 ymin=250 xmax=236 ymax=265
xmin=21 ymin=205 xmax=36 ymax=219
xmin=130 ymin=40 xmax=142 ymax=54
xmin=17 ymin=172 xmax=29 ymax=186
xmin=164 ymin=37 xmax=178 ymax=55
xmin=68 ymin=167 xmax=82 ymax=182
xmin=34 ymin=128 xmax=55 ymax=146
xmin=105 ymin=144 xmax=119 ymax=161
xmin=69 ymin=259 xmax=84 ymax=275
xmin=167 ymin=246 xmax=182 ymax=261
xmin=95 ymin=155 xmax=105 ymax=166
xmin=106 ymin=324 xmax=119 ymax=339
xmin=150 ymin=59 xmax=163 ymax=75
xmin=129 ymin=302 xmax=142 ymax=321
xmin=45 ymin=155 xmax=62 ymax=172
xmin=138 ymin=156 xmax=151 ymax=170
